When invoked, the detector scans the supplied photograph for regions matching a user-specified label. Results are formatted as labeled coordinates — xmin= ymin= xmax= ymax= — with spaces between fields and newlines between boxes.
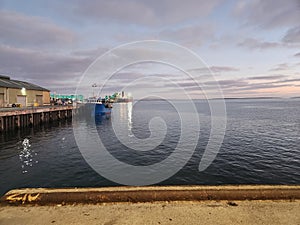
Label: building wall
xmin=0 ymin=87 xmax=7 ymax=107
xmin=43 ymin=91 xmax=50 ymax=105
xmin=0 ymin=87 xmax=50 ymax=107
xmin=0 ymin=87 xmax=5 ymax=107
xmin=0 ymin=87 xmax=4 ymax=94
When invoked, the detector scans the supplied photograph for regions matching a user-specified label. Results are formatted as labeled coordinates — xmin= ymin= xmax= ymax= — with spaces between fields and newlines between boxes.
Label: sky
xmin=0 ymin=0 xmax=299 ymax=99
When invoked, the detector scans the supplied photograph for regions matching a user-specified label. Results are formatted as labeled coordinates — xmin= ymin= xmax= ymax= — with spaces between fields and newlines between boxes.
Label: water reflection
xmin=114 ymin=102 xmax=132 ymax=131
xmin=111 ymin=101 xmax=168 ymax=152
xmin=116 ymin=102 xmax=133 ymax=133
xmin=127 ymin=102 xmax=133 ymax=131
xmin=19 ymin=138 xmax=38 ymax=173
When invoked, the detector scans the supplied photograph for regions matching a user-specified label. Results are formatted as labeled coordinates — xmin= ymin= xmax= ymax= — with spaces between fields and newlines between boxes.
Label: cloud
xmin=294 ymin=52 xmax=300 ymax=57
xmin=109 ymin=72 xmax=145 ymax=81
xmin=71 ymin=47 xmax=109 ymax=59
xmin=113 ymin=23 xmax=216 ymax=48
xmin=0 ymin=45 xmax=91 ymax=75
xmin=171 ymin=78 xmax=282 ymax=94
xmin=0 ymin=45 xmax=92 ymax=90
xmin=189 ymin=66 xmax=239 ymax=73
xmin=1 ymin=42 xmax=297 ymax=97
xmin=159 ymin=24 xmax=215 ymax=47
xmin=269 ymin=62 xmax=300 ymax=72
xmin=209 ymin=66 xmax=239 ymax=73
xmin=238 ymin=28 xmax=300 ymax=50
xmin=238 ymin=38 xmax=280 ymax=50
xmin=272 ymin=78 xmax=300 ymax=84
xmin=282 ymin=26 xmax=300 ymax=43
xmin=58 ymin=0 xmax=223 ymax=26
xmin=247 ymin=75 xmax=286 ymax=80
xmin=0 ymin=10 xmax=77 ymax=48
xmin=204 ymin=79 xmax=247 ymax=87
xmin=269 ymin=63 xmax=290 ymax=71
xmin=236 ymin=83 xmax=290 ymax=91
xmin=179 ymin=74 xmax=299 ymax=95
xmin=232 ymin=0 xmax=300 ymax=29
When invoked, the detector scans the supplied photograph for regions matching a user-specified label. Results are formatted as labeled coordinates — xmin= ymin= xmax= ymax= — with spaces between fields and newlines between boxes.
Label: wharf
xmin=0 ymin=105 xmax=74 ymax=132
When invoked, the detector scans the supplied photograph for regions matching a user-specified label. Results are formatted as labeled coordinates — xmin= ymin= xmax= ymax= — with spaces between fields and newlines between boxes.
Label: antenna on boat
xmin=92 ymin=83 xmax=97 ymax=97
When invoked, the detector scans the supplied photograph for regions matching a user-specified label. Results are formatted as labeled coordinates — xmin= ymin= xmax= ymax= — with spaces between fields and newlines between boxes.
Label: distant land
xmin=210 ymin=97 xmax=283 ymax=100
xmin=135 ymin=97 xmax=296 ymax=101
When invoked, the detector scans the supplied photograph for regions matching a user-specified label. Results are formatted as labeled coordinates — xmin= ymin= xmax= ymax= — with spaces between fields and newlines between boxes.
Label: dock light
xmin=21 ymin=87 xmax=26 ymax=95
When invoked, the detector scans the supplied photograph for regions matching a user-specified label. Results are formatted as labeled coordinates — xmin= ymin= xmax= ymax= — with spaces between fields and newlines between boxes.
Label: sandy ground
xmin=0 ymin=200 xmax=299 ymax=225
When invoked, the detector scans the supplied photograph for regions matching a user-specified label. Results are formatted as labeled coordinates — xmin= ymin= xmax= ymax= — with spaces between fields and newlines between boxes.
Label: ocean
xmin=0 ymin=99 xmax=299 ymax=195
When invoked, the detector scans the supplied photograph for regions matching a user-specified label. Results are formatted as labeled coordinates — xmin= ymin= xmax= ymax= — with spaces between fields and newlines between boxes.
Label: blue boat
xmin=94 ymin=102 xmax=112 ymax=115
xmin=85 ymin=97 xmax=113 ymax=116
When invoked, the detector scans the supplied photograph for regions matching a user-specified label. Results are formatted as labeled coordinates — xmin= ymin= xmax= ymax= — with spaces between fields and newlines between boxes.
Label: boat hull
xmin=94 ymin=103 xmax=112 ymax=115
xmin=84 ymin=102 xmax=112 ymax=116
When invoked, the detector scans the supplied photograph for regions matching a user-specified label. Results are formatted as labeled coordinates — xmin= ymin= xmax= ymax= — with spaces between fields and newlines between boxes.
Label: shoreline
xmin=1 ymin=185 xmax=299 ymax=206
xmin=1 ymin=185 xmax=299 ymax=225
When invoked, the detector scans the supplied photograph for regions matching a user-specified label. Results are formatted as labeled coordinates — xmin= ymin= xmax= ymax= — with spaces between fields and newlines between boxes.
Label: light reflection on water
xmin=18 ymin=138 xmax=38 ymax=173
xmin=128 ymin=102 xmax=133 ymax=131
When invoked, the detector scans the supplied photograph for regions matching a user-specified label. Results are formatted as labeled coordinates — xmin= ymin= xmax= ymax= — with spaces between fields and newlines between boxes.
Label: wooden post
xmin=40 ymin=112 xmax=44 ymax=124
xmin=0 ymin=117 xmax=3 ymax=131
xmin=16 ymin=115 xmax=20 ymax=128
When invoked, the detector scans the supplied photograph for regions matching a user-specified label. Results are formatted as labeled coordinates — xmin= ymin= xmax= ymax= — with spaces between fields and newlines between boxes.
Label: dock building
xmin=0 ymin=75 xmax=50 ymax=107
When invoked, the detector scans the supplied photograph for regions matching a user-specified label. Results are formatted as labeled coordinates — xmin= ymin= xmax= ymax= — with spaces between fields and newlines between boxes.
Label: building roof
xmin=0 ymin=75 xmax=50 ymax=91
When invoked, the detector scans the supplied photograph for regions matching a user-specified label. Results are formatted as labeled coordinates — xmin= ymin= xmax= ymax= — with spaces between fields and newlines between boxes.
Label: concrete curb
xmin=1 ymin=185 xmax=300 ymax=206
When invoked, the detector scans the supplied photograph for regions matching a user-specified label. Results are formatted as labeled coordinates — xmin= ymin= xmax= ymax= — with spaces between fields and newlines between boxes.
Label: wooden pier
xmin=0 ymin=105 xmax=74 ymax=132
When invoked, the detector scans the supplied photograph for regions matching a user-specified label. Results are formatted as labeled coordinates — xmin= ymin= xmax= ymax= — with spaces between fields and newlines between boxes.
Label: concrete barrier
xmin=1 ymin=185 xmax=300 ymax=206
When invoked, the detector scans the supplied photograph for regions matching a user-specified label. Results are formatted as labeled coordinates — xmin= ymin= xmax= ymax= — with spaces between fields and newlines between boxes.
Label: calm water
xmin=0 ymin=99 xmax=299 ymax=195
